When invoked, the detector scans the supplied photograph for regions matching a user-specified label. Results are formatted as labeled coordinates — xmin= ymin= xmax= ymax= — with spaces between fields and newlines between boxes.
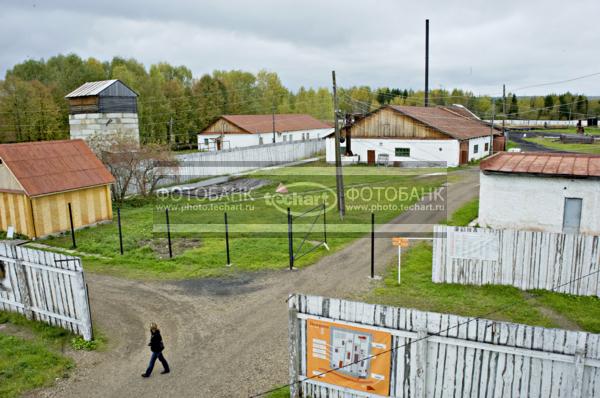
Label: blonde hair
xmin=149 ymin=322 xmax=159 ymax=332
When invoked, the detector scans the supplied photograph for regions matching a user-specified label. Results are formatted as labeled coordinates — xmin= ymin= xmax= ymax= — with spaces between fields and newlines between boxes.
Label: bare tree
xmin=133 ymin=144 xmax=179 ymax=197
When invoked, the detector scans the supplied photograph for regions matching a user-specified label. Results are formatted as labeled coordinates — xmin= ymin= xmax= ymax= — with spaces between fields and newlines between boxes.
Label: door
xmin=367 ymin=150 xmax=376 ymax=165
xmin=459 ymin=141 xmax=469 ymax=164
xmin=216 ymin=138 xmax=222 ymax=150
xmin=562 ymin=198 xmax=582 ymax=234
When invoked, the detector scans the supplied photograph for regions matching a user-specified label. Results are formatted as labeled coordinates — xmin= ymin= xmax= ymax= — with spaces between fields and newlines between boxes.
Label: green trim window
xmin=474 ymin=144 xmax=479 ymax=154
xmin=395 ymin=147 xmax=410 ymax=157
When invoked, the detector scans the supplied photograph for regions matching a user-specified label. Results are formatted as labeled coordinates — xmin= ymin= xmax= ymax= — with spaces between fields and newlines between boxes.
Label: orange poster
xmin=306 ymin=319 xmax=392 ymax=396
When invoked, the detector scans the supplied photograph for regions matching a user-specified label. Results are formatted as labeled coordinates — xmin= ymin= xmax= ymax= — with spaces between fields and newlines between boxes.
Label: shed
xmin=325 ymin=105 xmax=503 ymax=167
xmin=0 ymin=139 xmax=115 ymax=238
xmin=479 ymin=152 xmax=600 ymax=235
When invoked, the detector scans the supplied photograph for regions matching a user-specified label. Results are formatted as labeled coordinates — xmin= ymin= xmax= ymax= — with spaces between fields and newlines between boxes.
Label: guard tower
xmin=65 ymin=79 xmax=139 ymax=143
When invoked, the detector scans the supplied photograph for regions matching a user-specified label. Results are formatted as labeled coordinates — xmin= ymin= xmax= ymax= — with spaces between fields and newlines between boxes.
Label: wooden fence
xmin=0 ymin=242 xmax=93 ymax=340
xmin=289 ymin=294 xmax=600 ymax=398
xmin=432 ymin=225 xmax=600 ymax=297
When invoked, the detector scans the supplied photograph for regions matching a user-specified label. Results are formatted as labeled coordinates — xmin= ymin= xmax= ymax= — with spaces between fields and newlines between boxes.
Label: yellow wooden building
xmin=0 ymin=139 xmax=115 ymax=238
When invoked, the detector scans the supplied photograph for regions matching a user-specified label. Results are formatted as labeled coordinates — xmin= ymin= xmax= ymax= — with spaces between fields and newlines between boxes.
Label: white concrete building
xmin=325 ymin=105 xmax=503 ymax=167
xmin=479 ymin=152 xmax=600 ymax=235
xmin=65 ymin=80 xmax=140 ymax=143
xmin=198 ymin=114 xmax=333 ymax=151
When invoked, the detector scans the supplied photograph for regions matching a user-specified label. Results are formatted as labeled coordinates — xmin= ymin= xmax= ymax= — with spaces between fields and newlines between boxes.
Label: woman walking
xmin=142 ymin=322 xmax=170 ymax=377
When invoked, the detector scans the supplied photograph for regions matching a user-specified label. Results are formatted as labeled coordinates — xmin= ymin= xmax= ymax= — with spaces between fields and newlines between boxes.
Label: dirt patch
xmin=172 ymin=272 xmax=267 ymax=296
xmin=138 ymin=237 xmax=201 ymax=259
xmin=522 ymin=292 xmax=582 ymax=331
xmin=184 ymin=178 xmax=272 ymax=199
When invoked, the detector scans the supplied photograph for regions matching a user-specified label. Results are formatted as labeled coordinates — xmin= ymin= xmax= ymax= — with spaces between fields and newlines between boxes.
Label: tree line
xmin=1 ymin=54 xmax=599 ymax=145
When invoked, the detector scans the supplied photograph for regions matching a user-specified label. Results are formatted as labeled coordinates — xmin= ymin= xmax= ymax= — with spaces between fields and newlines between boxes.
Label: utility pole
xmin=502 ymin=84 xmax=506 ymax=138
xmin=424 ymin=19 xmax=430 ymax=107
xmin=332 ymin=70 xmax=346 ymax=218
xmin=490 ymin=98 xmax=496 ymax=155
xmin=272 ymin=104 xmax=276 ymax=143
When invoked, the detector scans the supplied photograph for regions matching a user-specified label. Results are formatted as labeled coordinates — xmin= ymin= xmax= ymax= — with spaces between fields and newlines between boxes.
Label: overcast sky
xmin=1 ymin=0 xmax=599 ymax=95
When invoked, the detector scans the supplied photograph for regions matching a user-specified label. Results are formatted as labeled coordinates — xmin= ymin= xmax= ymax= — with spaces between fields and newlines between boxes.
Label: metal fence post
xmin=166 ymin=208 xmax=173 ymax=259
xmin=322 ymin=203 xmax=327 ymax=245
xmin=371 ymin=212 xmax=375 ymax=278
xmin=224 ymin=212 xmax=231 ymax=266
xmin=117 ymin=207 xmax=123 ymax=255
xmin=68 ymin=203 xmax=76 ymax=249
xmin=288 ymin=207 xmax=294 ymax=270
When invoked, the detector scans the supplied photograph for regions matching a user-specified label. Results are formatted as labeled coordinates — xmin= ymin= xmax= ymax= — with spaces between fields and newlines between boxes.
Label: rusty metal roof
xmin=389 ymin=105 xmax=500 ymax=140
xmin=0 ymin=139 xmax=115 ymax=197
xmin=480 ymin=152 xmax=600 ymax=178
xmin=201 ymin=114 xmax=332 ymax=135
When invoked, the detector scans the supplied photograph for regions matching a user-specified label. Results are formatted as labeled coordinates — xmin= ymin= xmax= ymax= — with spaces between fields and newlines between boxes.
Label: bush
xmin=71 ymin=336 xmax=98 ymax=351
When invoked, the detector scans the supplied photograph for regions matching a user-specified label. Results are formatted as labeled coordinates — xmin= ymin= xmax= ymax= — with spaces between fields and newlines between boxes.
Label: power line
xmin=249 ymin=266 xmax=600 ymax=397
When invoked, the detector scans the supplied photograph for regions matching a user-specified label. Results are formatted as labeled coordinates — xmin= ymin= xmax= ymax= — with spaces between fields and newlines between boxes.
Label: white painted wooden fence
xmin=432 ymin=225 xmax=600 ymax=297
xmin=289 ymin=294 xmax=600 ymax=398
xmin=175 ymin=138 xmax=325 ymax=180
xmin=0 ymin=243 xmax=93 ymax=340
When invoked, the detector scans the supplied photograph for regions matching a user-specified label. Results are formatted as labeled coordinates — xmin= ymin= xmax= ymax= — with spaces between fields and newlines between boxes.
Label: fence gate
xmin=287 ymin=204 xmax=329 ymax=270
xmin=0 ymin=242 xmax=93 ymax=340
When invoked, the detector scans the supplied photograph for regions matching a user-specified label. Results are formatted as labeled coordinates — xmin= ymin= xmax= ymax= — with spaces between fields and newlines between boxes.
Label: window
xmin=474 ymin=144 xmax=479 ymax=154
xmin=563 ymin=198 xmax=582 ymax=234
xmin=289 ymin=135 xmax=293 ymax=142
xmin=395 ymin=148 xmax=410 ymax=157
xmin=259 ymin=136 xmax=264 ymax=145
xmin=307 ymin=133 xmax=310 ymax=139
xmin=204 ymin=139 xmax=209 ymax=146
xmin=283 ymin=135 xmax=287 ymax=142
xmin=484 ymin=143 xmax=489 ymax=152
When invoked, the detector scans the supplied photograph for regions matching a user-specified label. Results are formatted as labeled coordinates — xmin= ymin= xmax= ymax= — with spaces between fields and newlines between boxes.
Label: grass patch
xmin=39 ymin=162 xmax=447 ymax=280
xmin=537 ymin=127 xmax=600 ymax=136
xmin=506 ymin=140 xmax=520 ymax=150
xmin=0 ymin=312 xmax=82 ymax=398
xmin=443 ymin=199 xmax=478 ymax=226
xmin=524 ymin=137 xmax=600 ymax=154
xmin=362 ymin=242 xmax=599 ymax=332
xmin=265 ymin=386 xmax=290 ymax=398
xmin=532 ymin=291 xmax=600 ymax=333
xmin=0 ymin=334 xmax=73 ymax=398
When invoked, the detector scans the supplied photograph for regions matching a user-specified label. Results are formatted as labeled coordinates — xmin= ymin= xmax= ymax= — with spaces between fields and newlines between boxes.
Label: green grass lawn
xmin=538 ymin=127 xmax=600 ymax=136
xmin=505 ymin=140 xmax=520 ymax=150
xmin=265 ymin=386 xmax=290 ymax=398
xmin=362 ymin=243 xmax=600 ymax=333
xmin=443 ymin=198 xmax=478 ymax=226
xmin=524 ymin=137 xmax=600 ymax=154
xmin=0 ymin=312 xmax=76 ymax=398
xmin=39 ymin=163 xmax=447 ymax=279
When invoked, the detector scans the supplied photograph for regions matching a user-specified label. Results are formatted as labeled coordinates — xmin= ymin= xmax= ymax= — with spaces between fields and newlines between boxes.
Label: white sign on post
xmin=6 ymin=226 xmax=14 ymax=239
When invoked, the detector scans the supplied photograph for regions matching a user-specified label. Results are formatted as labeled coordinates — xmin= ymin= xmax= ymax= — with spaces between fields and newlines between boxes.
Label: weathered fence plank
xmin=0 ymin=242 xmax=92 ymax=340
xmin=433 ymin=225 xmax=600 ymax=297
xmin=290 ymin=294 xmax=600 ymax=398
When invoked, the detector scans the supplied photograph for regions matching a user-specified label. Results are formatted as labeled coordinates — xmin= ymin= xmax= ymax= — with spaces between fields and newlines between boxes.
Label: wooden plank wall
xmin=31 ymin=185 xmax=112 ymax=238
xmin=350 ymin=108 xmax=449 ymax=139
xmin=0 ymin=192 xmax=34 ymax=237
xmin=289 ymin=294 xmax=600 ymax=398
xmin=202 ymin=118 xmax=248 ymax=134
xmin=0 ymin=243 xmax=92 ymax=340
xmin=432 ymin=225 xmax=600 ymax=297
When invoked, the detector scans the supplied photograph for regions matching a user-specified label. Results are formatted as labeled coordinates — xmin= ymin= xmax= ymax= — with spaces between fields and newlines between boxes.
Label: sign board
xmin=391 ymin=237 xmax=409 ymax=247
xmin=306 ymin=318 xmax=392 ymax=396
xmin=6 ymin=226 xmax=14 ymax=239
xmin=446 ymin=230 xmax=499 ymax=261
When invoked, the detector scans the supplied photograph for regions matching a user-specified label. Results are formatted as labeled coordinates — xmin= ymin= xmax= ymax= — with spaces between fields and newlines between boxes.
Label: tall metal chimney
xmin=425 ymin=19 xmax=430 ymax=107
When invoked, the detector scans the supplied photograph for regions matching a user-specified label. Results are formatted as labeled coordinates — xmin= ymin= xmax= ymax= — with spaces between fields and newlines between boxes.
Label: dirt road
xmin=34 ymin=168 xmax=479 ymax=398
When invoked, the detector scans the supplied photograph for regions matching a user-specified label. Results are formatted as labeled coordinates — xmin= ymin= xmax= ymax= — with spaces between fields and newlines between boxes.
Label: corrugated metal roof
xmin=65 ymin=80 xmax=138 ymax=98
xmin=480 ymin=152 xmax=600 ymax=178
xmin=389 ymin=105 xmax=499 ymax=140
xmin=0 ymin=140 xmax=115 ymax=197
xmin=200 ymin=114 xmax=332 ymax=135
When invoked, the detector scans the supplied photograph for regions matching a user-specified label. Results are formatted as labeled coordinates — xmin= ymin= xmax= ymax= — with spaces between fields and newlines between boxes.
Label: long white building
xmin=325 ymin=105 xmax=504 ymax=167
xmin=198 ymin=114 xmax=332 ymax=151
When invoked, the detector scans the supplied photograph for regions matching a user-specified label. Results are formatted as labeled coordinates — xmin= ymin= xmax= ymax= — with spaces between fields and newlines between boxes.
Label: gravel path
xmin=32 ymin=169 xmax=480 ymax=398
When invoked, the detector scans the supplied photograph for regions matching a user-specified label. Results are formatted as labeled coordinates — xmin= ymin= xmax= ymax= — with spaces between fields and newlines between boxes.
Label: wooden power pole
xmin=272 ymin=104 xmax=276 ymax=143
xmin=332 ymin=71 xmax=346 ymax=218
xmin=424 ymin=19 xmax=430 ymax=107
